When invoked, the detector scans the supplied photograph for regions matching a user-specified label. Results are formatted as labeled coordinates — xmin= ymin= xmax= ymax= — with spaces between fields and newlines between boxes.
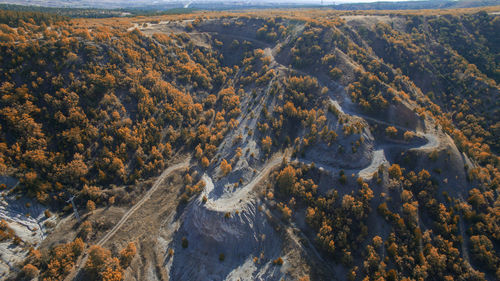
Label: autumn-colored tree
xmin=388 ymin=164 xmax=402 ymax=179
xmin=403 ymin=131 xmax=415 ymax=141
xmin=0 ymin=219 xmax=16 ymax=242
xmin=385 ymin=126 xmax=398 ymax=137
xmin=278 ymin=203 xmax=292 ymax=220
xmin=276 ymin=166 xmax=297 ymax=194
xmin=342 ymin=194 xmax=365 ymax=220
xmin=119 ymin=242 xmax=137 ymax=268
xmin=87 ymin=200 xmax=96 ymax=213
xmin=86 ymin=245 xmax=110 ymax=273
xmin=195 ymin=144 xmax=203 ymax=159
xmin=22 ymin=263 xmax=39 ymax=279
xmin=220 ymin=159 xmax=232 ymax=176
xmin=85 ymin=245 xmax=124 ymax=281
xmin=372 ymin=236 xmax=383 ymax=249
xmin=470 ymin=235 xmax=498 ymax=271
xmin=41 ymin=238 xmax=84 ymax=280
xmin=329 ymin=67 xmax=342 ymax=79
xmin=98 ymin=257 xmax=122 ymax=281
xmin=184 ymin=173 xmax=193 ymax=184
xmin=201 ymin=157 xmax=210 ymax=168
xmin=261 ymin=136 xmax=272 ymax=153
xmin=79 ymin=220 xmax=93 ymax=241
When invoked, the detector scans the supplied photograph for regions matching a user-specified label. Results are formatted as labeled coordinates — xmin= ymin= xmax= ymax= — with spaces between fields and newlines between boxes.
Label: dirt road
xmin=65 ymin=157 xmax=190 ymax=281
xmin=97 ymin=159 xmax=190 ymax=246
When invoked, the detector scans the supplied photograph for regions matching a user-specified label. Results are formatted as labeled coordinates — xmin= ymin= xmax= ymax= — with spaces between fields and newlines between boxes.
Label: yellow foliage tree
xmin=220 ymin=159 xmax=232 ymax=176
xmin=261 ymin=136 xmax=272 ymax=153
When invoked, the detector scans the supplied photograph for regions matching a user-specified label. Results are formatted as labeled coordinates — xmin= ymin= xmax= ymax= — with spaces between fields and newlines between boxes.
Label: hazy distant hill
xmin=330 ymin=0 xmax=500 ymax=10
xmin=0 ymin=0 xmax=499 ymax=10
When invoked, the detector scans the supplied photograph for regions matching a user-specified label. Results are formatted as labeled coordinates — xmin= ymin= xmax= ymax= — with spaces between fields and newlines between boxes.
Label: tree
xmin=41 ymin=238 xmax=84 ymax=280
xmin=85 ymin=245 xmax=124 ymax=281
xmin=79 ymin=220 xmax=93 ymax=241
xmin=372 ymin=236 xmax=383 ymax=249
xmin=385 ymin=126 xmax=398 ymax=137
xmin=470 ymin=235 xmax=498 ymax=271
xmin=276 ymin=166 xmax=297 ymax=194
xmin=220 ymin=159 xmax=232 ymax=176
xmin=119 ymin=242 xmax=136 ymax=268
xmin=388 ymin=164 xmax=402 ymax=179
xmin=273 ymin=257 xmax=284 ymax=265
xmin=56 ymin=153 xmax=89 ymax=184
xmin=86 ymin=245 xmax=111 ymax=275
xmin=87 ymin=200 xmax=96 ymax=213
xmin=278 ymin=203 xmax=292 ymax=220
xmin=342 ymin=194 xmax=365 ymax=220
xmin=402 ymin=202 xmax=419 ymax=227
xmin=329 ymin=67 xmax=342 ymax=79
xmin=261 ymin=136 xmax=272 ymax=153
xmin=195 ymin=144 xmax=203 ymax=159
xmin=201 ymin=157 xmax=210 ymax=168
xmin=404 ymin=131 xmax=415 ymax=141
xmin=22 ymin=264 xmax=39 ymax=279
xmin=99 ymin=257 xmax=122 ymax=281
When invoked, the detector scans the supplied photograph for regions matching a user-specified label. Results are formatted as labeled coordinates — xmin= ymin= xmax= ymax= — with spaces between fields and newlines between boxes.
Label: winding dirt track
xmin=97 ymin=159 xmax=190 ymax=246
xmin=65 ymin=158 xmax=190 ymax=281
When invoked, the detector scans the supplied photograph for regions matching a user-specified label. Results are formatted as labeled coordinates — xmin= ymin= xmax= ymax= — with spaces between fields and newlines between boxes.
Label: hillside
xmin=0 ymin=6 xmax=498 ymax=281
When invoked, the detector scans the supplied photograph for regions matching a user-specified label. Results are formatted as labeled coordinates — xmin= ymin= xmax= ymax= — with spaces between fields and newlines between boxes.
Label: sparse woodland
xmin=0 ymin=7 xmax=498 ymax=281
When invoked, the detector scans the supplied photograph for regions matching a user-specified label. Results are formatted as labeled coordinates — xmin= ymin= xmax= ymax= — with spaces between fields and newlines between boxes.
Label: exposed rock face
xmin=0 ymin=181 xmax=57 ymax=279
xmin=169 ymin=197 xmax=283 ymax=281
